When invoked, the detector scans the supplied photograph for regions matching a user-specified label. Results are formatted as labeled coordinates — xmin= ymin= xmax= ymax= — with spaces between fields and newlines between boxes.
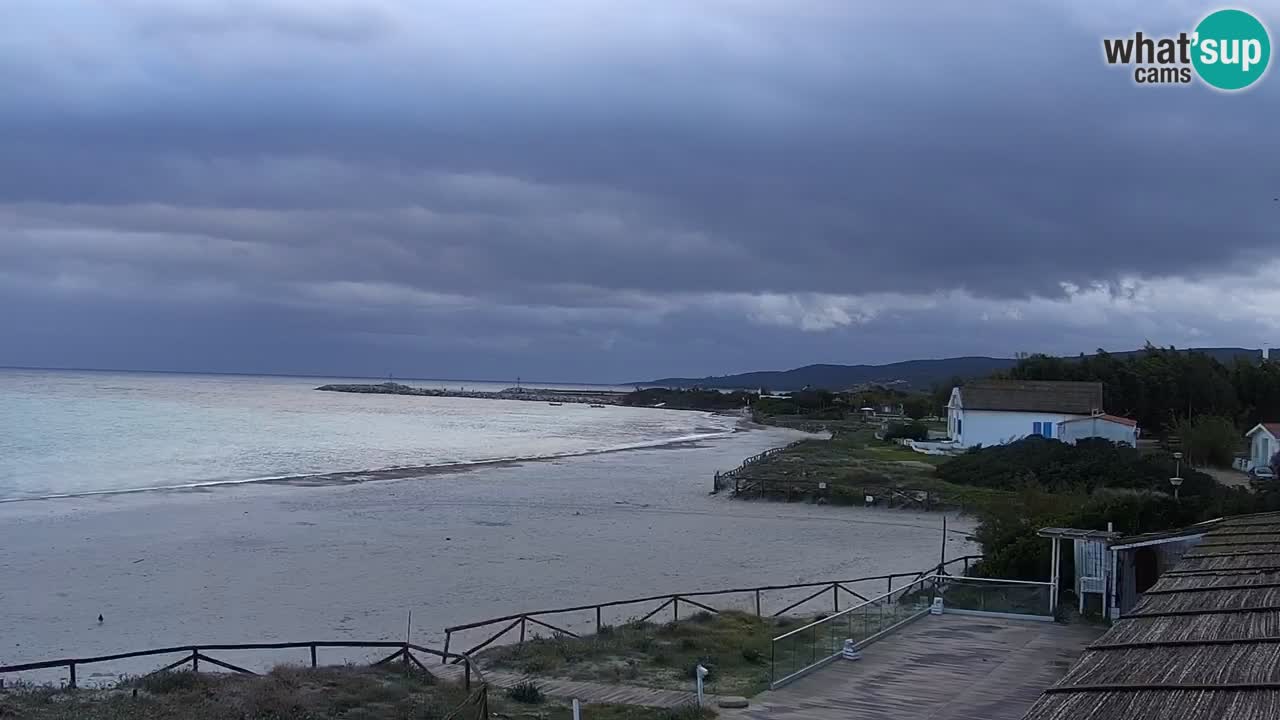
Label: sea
xmin=0 ymin=368 xmax=736 ymax=502
xmin=0 ymin=368 xmax=974 ymax=683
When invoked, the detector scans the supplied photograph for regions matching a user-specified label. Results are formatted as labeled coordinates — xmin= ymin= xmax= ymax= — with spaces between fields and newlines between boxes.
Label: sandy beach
xmin=0 ymin=426 xmax=975 ymax=684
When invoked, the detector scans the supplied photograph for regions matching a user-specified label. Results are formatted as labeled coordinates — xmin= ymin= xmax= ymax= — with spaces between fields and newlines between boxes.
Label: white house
xmin=1245 ymin=423 xmax=1280 ymax=471
xmin=1058 ymin=414 xmax=1140 ymax=447
xmin=947 ymin=380 xmax=1105 ymax=448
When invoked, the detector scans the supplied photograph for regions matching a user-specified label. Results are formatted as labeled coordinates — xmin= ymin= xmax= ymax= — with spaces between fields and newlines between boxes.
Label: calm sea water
xmin=0 ymin=369 xmax=737 ymax=501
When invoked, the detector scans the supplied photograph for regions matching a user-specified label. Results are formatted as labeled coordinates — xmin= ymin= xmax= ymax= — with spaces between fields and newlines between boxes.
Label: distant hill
xmin=641 ymin=347 xmax=1264 ymax=392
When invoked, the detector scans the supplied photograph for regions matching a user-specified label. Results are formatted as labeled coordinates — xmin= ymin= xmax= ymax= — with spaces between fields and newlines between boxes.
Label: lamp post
xmin=1171 ymin=451 xmax=1183 ymax=500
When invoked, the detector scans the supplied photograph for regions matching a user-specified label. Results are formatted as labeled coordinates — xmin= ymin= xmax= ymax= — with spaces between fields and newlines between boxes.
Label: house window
xmin=1033 ymin=421 xmax=1042 ymax=436
xmin=1043 ymin=422 xmax=1053 ymax=439
xmin=956 ymin=418 xmax=962 ymax=436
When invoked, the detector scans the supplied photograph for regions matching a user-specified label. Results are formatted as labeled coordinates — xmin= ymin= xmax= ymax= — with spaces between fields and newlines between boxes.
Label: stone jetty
xmin=316 ymin=382 xmax=628 ymax=406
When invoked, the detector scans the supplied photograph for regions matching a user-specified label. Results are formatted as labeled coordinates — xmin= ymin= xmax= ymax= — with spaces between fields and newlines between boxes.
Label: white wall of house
xmin=951 ymin=408 xmax=1087 ymax=448
xmin=1253 ymin=430 xmax=1277 ymax=469
xmin=1058 ymin=418 xmax=1139 ymax=447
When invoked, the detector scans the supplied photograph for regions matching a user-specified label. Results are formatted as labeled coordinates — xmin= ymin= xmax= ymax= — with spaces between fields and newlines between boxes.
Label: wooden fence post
xmin=519 ymin=617 xmax=527 ymax=643
xmin=191 ymin=650 xmax=199 ymax=673
xmin=832 ymin=583 xmax=839 ymax=612
xmin=673 ymin=596 xmax=679 ymax=622
xmin=68 ymin=662 xmax=76 ymax=689
xmin=310 ymin=644 xmax=317 ymax=668
xmin=596 ymin=606 xmax=602 ymax=633
xmin=465 ymin=659 xmax=472 ymax=691
xmin=755 ymin=590 xmax=762 ymax=617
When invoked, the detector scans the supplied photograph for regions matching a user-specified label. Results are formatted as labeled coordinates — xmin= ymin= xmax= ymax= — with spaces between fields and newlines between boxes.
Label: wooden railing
xmin=734 ymin=476 xmax=939 ymax=510
xmin=442 ymin=555 xmax=981 ymax=663
xmin=0 ymin=640 xmax=481 ymax=691
xmin=713 ymin=440 xmax=807 ymax=492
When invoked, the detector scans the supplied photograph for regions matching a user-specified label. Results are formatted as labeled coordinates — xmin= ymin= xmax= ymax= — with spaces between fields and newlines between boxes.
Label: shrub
xmin=664 ymin=704 xmax=717 ymax=720
xmin=507 ymin=681 xmax=545 ymax=704
xmin=884 ymin=422 xmax=929 ymax=442
xmin=133 ymin=670 xmax=202 ymax=695
xmin=938 ymin=436 xmax=1216 ymax=497
xmin=740 ymin=647 xmax=764 ymax=665
xmin=1176 ymin=415 xmax=1241 ymax=468
xmin=687 ymin=659 xmax=715 ymax=682
xmin=690 ymin=611 xmax=715 ymax=624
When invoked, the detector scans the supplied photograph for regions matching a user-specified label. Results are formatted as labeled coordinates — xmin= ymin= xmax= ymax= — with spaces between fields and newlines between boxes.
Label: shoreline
xmin=0 ymin=425 xmax=746 ymax=505
xmin=0 ymin=425 xmax=974 ymax=685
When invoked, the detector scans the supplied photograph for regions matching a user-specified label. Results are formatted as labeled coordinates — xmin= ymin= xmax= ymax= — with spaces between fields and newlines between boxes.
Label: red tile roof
xmin=1059 ymin=413 xmax=1137 ymax=427
xmin=1263 ymin=422 xmax=1280 ymax=437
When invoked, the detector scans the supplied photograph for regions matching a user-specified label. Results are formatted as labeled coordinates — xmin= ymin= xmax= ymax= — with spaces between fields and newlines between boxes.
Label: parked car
xmin=1250 ymin=466 xmax=1277 ymax=483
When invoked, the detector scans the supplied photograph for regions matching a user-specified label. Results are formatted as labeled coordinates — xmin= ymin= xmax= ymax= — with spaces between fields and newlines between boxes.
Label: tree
xmin=884 ymin=421 xmax=929 ymax=441
xmin=902 ymin=394 xmax=933 ymax=419
xmin=1176 ymin=415 xmax=1241 ymax=468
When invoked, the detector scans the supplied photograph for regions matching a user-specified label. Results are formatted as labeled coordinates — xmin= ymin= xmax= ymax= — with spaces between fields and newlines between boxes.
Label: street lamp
xmin=1171 ymin=452 xmax=1184 ymax=500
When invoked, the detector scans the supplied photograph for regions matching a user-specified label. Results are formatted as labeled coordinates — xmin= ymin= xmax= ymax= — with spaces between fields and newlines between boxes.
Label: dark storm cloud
xmin=2 ymin=0 xmax=1279 ymax=380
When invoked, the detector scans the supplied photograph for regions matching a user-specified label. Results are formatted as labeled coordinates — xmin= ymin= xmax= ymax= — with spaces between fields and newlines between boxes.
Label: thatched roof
xmin=1023 ymin=511 xmax=1280 ymax=720
xmin=958 ymin=380 xmax=1104 ymax=414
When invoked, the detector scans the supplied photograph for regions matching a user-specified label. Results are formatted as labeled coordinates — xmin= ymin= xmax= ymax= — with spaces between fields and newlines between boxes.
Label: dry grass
xmin=731 ymin=432 xmax=1007 ymax=512
xmin=480 ymin=611 xmax=808 ymax=697
xmin=0 ymin=665 xmax=698 ymax=720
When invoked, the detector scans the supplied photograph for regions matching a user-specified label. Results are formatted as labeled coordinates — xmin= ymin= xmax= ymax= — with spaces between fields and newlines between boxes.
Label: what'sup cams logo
xmin=1104 ymin=8 xmax=1270 ymax=90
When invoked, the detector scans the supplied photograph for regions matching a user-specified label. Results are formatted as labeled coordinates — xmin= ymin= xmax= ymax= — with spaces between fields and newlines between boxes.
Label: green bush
xmin=938 ymin=436 xmax=1216 ymax=496
xmin=663 ymin=704 xmax=717 ymax=720
xmin=1176 ymin=415 xmax=1241 ymax=468
xmin=133 ymin=671 xmax=203 ymax=695
xmin=507 ymin=681 xmax=545 ymax=704
xmin=884 ymin=422 xmax=929 ymax=442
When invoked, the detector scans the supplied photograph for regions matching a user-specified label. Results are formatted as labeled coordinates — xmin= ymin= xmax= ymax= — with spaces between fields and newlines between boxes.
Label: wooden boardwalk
xmin=728 ymin=614 xmax=1102 ymax=720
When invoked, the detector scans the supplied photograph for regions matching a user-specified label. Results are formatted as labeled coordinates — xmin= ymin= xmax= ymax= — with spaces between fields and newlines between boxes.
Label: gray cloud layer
xmin=2 ymin=1 xmax=1279 ymax=381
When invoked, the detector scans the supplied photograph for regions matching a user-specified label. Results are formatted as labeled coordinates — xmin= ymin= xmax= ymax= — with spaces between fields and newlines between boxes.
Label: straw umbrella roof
xmin=1023 ymin=511 xmax=1280 ymax=720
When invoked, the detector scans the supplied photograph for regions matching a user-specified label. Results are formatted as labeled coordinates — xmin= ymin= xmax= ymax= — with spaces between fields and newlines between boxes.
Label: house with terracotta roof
xmin=947 ymin=380 xmax=1131 ymax=448
xmin=1245 ymin=422 xmax=1280 ymax=471
xmin=1057 ymin=413 xmax=1140 ymax=447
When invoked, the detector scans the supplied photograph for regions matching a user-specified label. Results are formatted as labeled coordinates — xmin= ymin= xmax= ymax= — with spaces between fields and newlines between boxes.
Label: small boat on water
xmin=548 ymin=402 xmax=563 ymax=406
xmin=589 ymin=404 xmax=607 ymax=408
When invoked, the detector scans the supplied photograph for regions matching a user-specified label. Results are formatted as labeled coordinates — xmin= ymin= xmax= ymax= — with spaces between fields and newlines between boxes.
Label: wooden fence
xmin=732 ymin=476 xmax=939 ymax=510
xmin=442 ymin=555 xmax=981 ymax=663
xmin=713 ymin=439 xmax=808 ymax=492
xmin=0 ymin=639 xmax=480 ymax=691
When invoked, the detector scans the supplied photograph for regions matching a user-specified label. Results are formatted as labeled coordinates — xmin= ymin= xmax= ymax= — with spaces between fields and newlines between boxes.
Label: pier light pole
xmin=1171 ymin=452 xmax=1183 ymax=500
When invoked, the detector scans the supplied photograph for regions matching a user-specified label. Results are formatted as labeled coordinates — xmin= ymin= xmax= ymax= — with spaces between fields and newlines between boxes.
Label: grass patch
xmin=0 ymin=664 xmax=699 ymax=720
xmin=730 ymin=430 xmax=1012 ymax=513
xmin=507 ymin=680 xmax=546 ymax=704
xmin=481 ymin=611 xmax=809 ymax=696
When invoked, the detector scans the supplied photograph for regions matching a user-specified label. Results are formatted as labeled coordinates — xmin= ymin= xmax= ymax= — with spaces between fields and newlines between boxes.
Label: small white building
xmin=946 ymin=380 xmax=1104 ymax=448
xmin=1245 ymin=423 xmax=1280 ymax=471
xmin=1057 ymin=414 xmax=1140 ymax=447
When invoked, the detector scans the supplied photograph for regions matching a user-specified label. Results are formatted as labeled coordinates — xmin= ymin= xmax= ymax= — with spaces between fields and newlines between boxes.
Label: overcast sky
xmin=2 ymin=1 xmax=1278 ymax=382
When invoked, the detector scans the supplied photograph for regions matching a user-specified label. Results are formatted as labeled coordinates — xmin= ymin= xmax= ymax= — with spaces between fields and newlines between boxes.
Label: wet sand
xmin=0 ymin=427 xmax=975 ymax=682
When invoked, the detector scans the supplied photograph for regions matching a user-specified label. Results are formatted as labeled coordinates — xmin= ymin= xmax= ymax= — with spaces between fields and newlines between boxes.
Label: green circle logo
xmin=1193 ymin=9 xmax=1271 ymax=90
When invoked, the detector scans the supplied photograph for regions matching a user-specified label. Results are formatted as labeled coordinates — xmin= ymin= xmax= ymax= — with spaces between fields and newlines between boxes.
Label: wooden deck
xmin=731 ymin=614 xmax=1102 ymax=720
